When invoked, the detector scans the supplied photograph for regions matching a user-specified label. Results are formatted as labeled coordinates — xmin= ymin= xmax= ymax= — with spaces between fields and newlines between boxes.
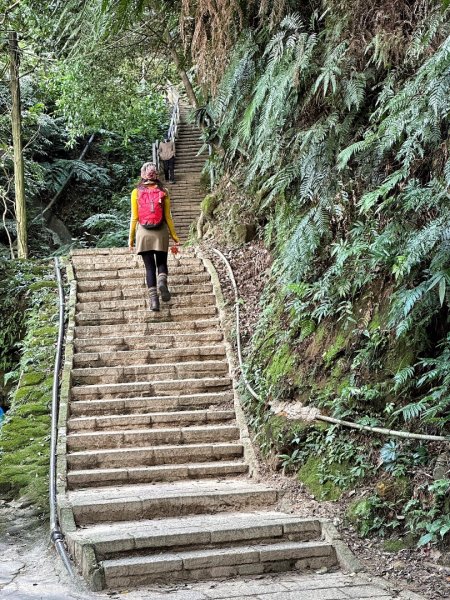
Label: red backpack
xmin=137 ymin=185 xmax=165 ymax=229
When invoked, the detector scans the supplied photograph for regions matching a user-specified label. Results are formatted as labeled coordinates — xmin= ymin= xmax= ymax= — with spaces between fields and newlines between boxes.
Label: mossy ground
xmin=298 ymin=456 xmax=344 ymax=501
xmin=0 ymin=263 xmax=58 ymax=511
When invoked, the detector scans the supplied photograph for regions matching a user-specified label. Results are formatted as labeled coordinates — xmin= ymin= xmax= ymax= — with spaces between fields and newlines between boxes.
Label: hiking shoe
xmin=149 ymin=287 xmax=160 ymax=311
xmin=157 ymin=273 xmax=171 ymax=302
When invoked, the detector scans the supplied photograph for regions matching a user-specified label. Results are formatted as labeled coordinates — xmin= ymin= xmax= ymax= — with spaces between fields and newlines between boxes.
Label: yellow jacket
xmin=129 ymin=186 xmax=179 ymax=246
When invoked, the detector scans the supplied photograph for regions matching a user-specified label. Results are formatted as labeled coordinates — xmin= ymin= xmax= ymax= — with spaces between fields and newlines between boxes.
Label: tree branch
xmin=0 ymin=1 xmax=20 ymax=25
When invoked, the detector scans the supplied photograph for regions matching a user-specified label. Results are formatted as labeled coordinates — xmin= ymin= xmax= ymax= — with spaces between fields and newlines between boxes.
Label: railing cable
xmin=211 ymin=248 xmax=450 ymax=444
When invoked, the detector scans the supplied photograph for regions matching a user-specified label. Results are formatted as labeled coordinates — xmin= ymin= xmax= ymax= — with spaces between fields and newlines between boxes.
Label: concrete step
xmin=75 ymin=305 xmax=217 ymax=326
xmin=68 ymin=409 xmax=235 ymax=431
xmin=69 ymin=390 xmax=234 ymax=417
xmin=71 ymin=247 xmax=195 ymax=257
xmin=172 ymin=214 xmax=202 ymax=220
xmin=170 ymin=185 xmax=204 ymax=190
xmin=73 ymin=345 xmax=226 ymax=368
xmin=73 ymin=263 xmax=203 ymax=277
xmin=73 ymin=331 xmax=224 ymax=353
xmin=76 ymin=273 xmax=211 ymax=292
xmin=67 ymin=460 xmax=248 ymax=488
xmin=73 ymin=262 xmax=205 ymax=277
xmin=171 ymin=206 xmax=203 ymax=212
xmin=171 ymin=204 xmax=203 ymax=208
xmin=69 ymin=512 xmax=321 ymax=558
xmin=76 ymin=283 xmax=214 ymax=303
xmin=101 ymin=540 xmax=336 ymax=587
xmin=71 ymin=359 xmax=229 ymax=386
xmin=67 ymin=424 xmax=240 ymax=451
xmin=74 ymin=318 xmax=221 ymax=340
xmin=71 ymin=256 xmax=202 ymax=269
xmin=74 ymin=265 xmax=205 ymax=281
xmin=68 ymin=480 xmax=278 ymax=525
xmin=76 ymin=293 xmax=216 ymax=313
xmin=70 ymin=376 xmax=232 ymax=400
xmin=67 ymin=442 xmax=243 ymax=471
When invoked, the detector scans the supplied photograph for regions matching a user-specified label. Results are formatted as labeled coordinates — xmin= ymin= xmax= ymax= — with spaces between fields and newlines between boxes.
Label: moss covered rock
xmin=0 ymin=264 xmax=57 ymax=511
xmin=201 ymin=193 xmax=220 ymax=217
xmin=298 ymin=456 xmax=343 ymax=501
xmin=21 ymin=372 xmax=46 ymax=387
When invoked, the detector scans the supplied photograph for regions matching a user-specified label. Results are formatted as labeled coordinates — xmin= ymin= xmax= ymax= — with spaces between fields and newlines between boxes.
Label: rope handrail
xmin=211 ymin=247 xmax=450 ymax=444
xmin=50 ymin=257 xmax=75 ymax=576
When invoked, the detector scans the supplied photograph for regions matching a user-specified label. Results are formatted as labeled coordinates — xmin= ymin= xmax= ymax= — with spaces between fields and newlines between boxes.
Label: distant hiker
xmin=158 ymin=138 xmax=176 ymax=183
xmin=129 ymin=162 xmax=180 ymax=311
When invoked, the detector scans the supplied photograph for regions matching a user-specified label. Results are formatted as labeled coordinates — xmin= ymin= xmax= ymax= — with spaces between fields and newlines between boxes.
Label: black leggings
xmin=141 ymin=251 xmax=168 ymax=288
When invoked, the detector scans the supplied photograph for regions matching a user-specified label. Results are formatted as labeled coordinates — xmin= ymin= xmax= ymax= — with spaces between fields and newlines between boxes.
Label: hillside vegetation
xmin=191 ymin=0 xmax=450 ymax=547
xmin=0 ymin=0 xmax=449 ymax=552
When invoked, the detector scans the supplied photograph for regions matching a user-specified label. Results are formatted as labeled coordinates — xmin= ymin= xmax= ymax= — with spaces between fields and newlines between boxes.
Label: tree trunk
xmin=8 ymin=31 xmax=27 ymax=259
xmin=168 ymin=47 xmax=199 ymax=108
xmin=44 ymin=214 xmax=73 ymax=246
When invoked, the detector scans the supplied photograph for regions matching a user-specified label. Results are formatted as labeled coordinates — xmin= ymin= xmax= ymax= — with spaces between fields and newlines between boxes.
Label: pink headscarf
xmin=140 ymin=162 xmax=158 ymax=181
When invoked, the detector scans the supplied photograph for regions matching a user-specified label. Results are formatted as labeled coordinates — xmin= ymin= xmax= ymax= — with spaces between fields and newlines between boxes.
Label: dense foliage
xmin=192 ymin=0 xmax=450 ymax=545
xmin=0 ymin=261 xmax=56 ymax=508
xmin=0 ymin=0 xmax=169 ymax=258
xmin=1 ymin=0 xmax=449 ymax=550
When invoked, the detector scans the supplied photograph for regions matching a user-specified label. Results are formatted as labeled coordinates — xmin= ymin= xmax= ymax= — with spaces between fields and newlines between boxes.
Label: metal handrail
xmin=50 ymin=257 xmax=75 ymax=576
xmin=153 ymin=84 xmax=180 ymax=173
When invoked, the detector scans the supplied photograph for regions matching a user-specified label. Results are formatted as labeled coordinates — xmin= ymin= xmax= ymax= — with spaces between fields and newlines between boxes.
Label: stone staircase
xmin=58 ymin=247 xmax=340 ymax=590
xmin=165 ymin=104 xmax=207 ymax=241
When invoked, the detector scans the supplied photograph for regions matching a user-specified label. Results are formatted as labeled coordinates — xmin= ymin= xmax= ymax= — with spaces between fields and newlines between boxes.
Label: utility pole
xmin=8 ymin=30 xmax=27 ymax=259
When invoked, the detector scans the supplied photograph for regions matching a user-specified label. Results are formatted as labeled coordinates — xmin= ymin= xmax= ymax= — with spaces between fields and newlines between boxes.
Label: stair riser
xmin=67 ymin=462 xmax=247 ymax=489
xmin=74 ymin=319 xmax=220 ymax=339
xmin=71 ymin=362 xmax=229 ymax=386
xmin=76 ymin=294 xmax=216 ymax=312
xmin=69 ymin=392 xmax=234 ymax=416
xmin=74 ymin=267 xmax=205 ymax=281
xmin=72 ymin=259 xmax=203 ymax=270
xmin=73 ymin=490 xmax=277 ymax=525
xmin=76 ymin=274 xmax=210 ymax=291
xmin=73 ymin=346 xmax=226 ymax=368
xmin=67 ymin=444 xmax=244 ymax=470
xmin=96 ymin=524 xmax=322 ymax=560
xmin=75 ymin=305 xmax=217 ymax=326
xmin=104 ymin=553 xmax=337 ymax=589
xmin=70 ymin=378 xmax=232 ymax=400
xmin=76 ymin=284 xmax=214 ymax=302
xmin=72 ymin=252 xmax=198 ymax=260
xmin=73 ymin=333 xmax=224 ymax=353
xmin=74 ymin=263 xmax=204 ymax=274
xmin=68 ymin=410 xmax=235 ymax=431
xmin=67 ymin=426 xmax=240 ymax=451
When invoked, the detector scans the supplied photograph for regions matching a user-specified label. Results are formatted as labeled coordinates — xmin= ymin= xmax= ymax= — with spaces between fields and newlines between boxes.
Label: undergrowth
xmin=201 ymin=0 xmax=450 ymax=547
xmin=0 ymin=261 xmax=58 ymax=510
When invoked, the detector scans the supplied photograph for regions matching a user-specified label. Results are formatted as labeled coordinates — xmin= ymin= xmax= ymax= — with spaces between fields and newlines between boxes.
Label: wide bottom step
xmin=102 ymin=540 xmax=337 ymax=588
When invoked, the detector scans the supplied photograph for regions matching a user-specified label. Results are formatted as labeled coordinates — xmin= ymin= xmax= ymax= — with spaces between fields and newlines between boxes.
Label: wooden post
xmin=8 ymin=30 xmax=27 ymax=259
